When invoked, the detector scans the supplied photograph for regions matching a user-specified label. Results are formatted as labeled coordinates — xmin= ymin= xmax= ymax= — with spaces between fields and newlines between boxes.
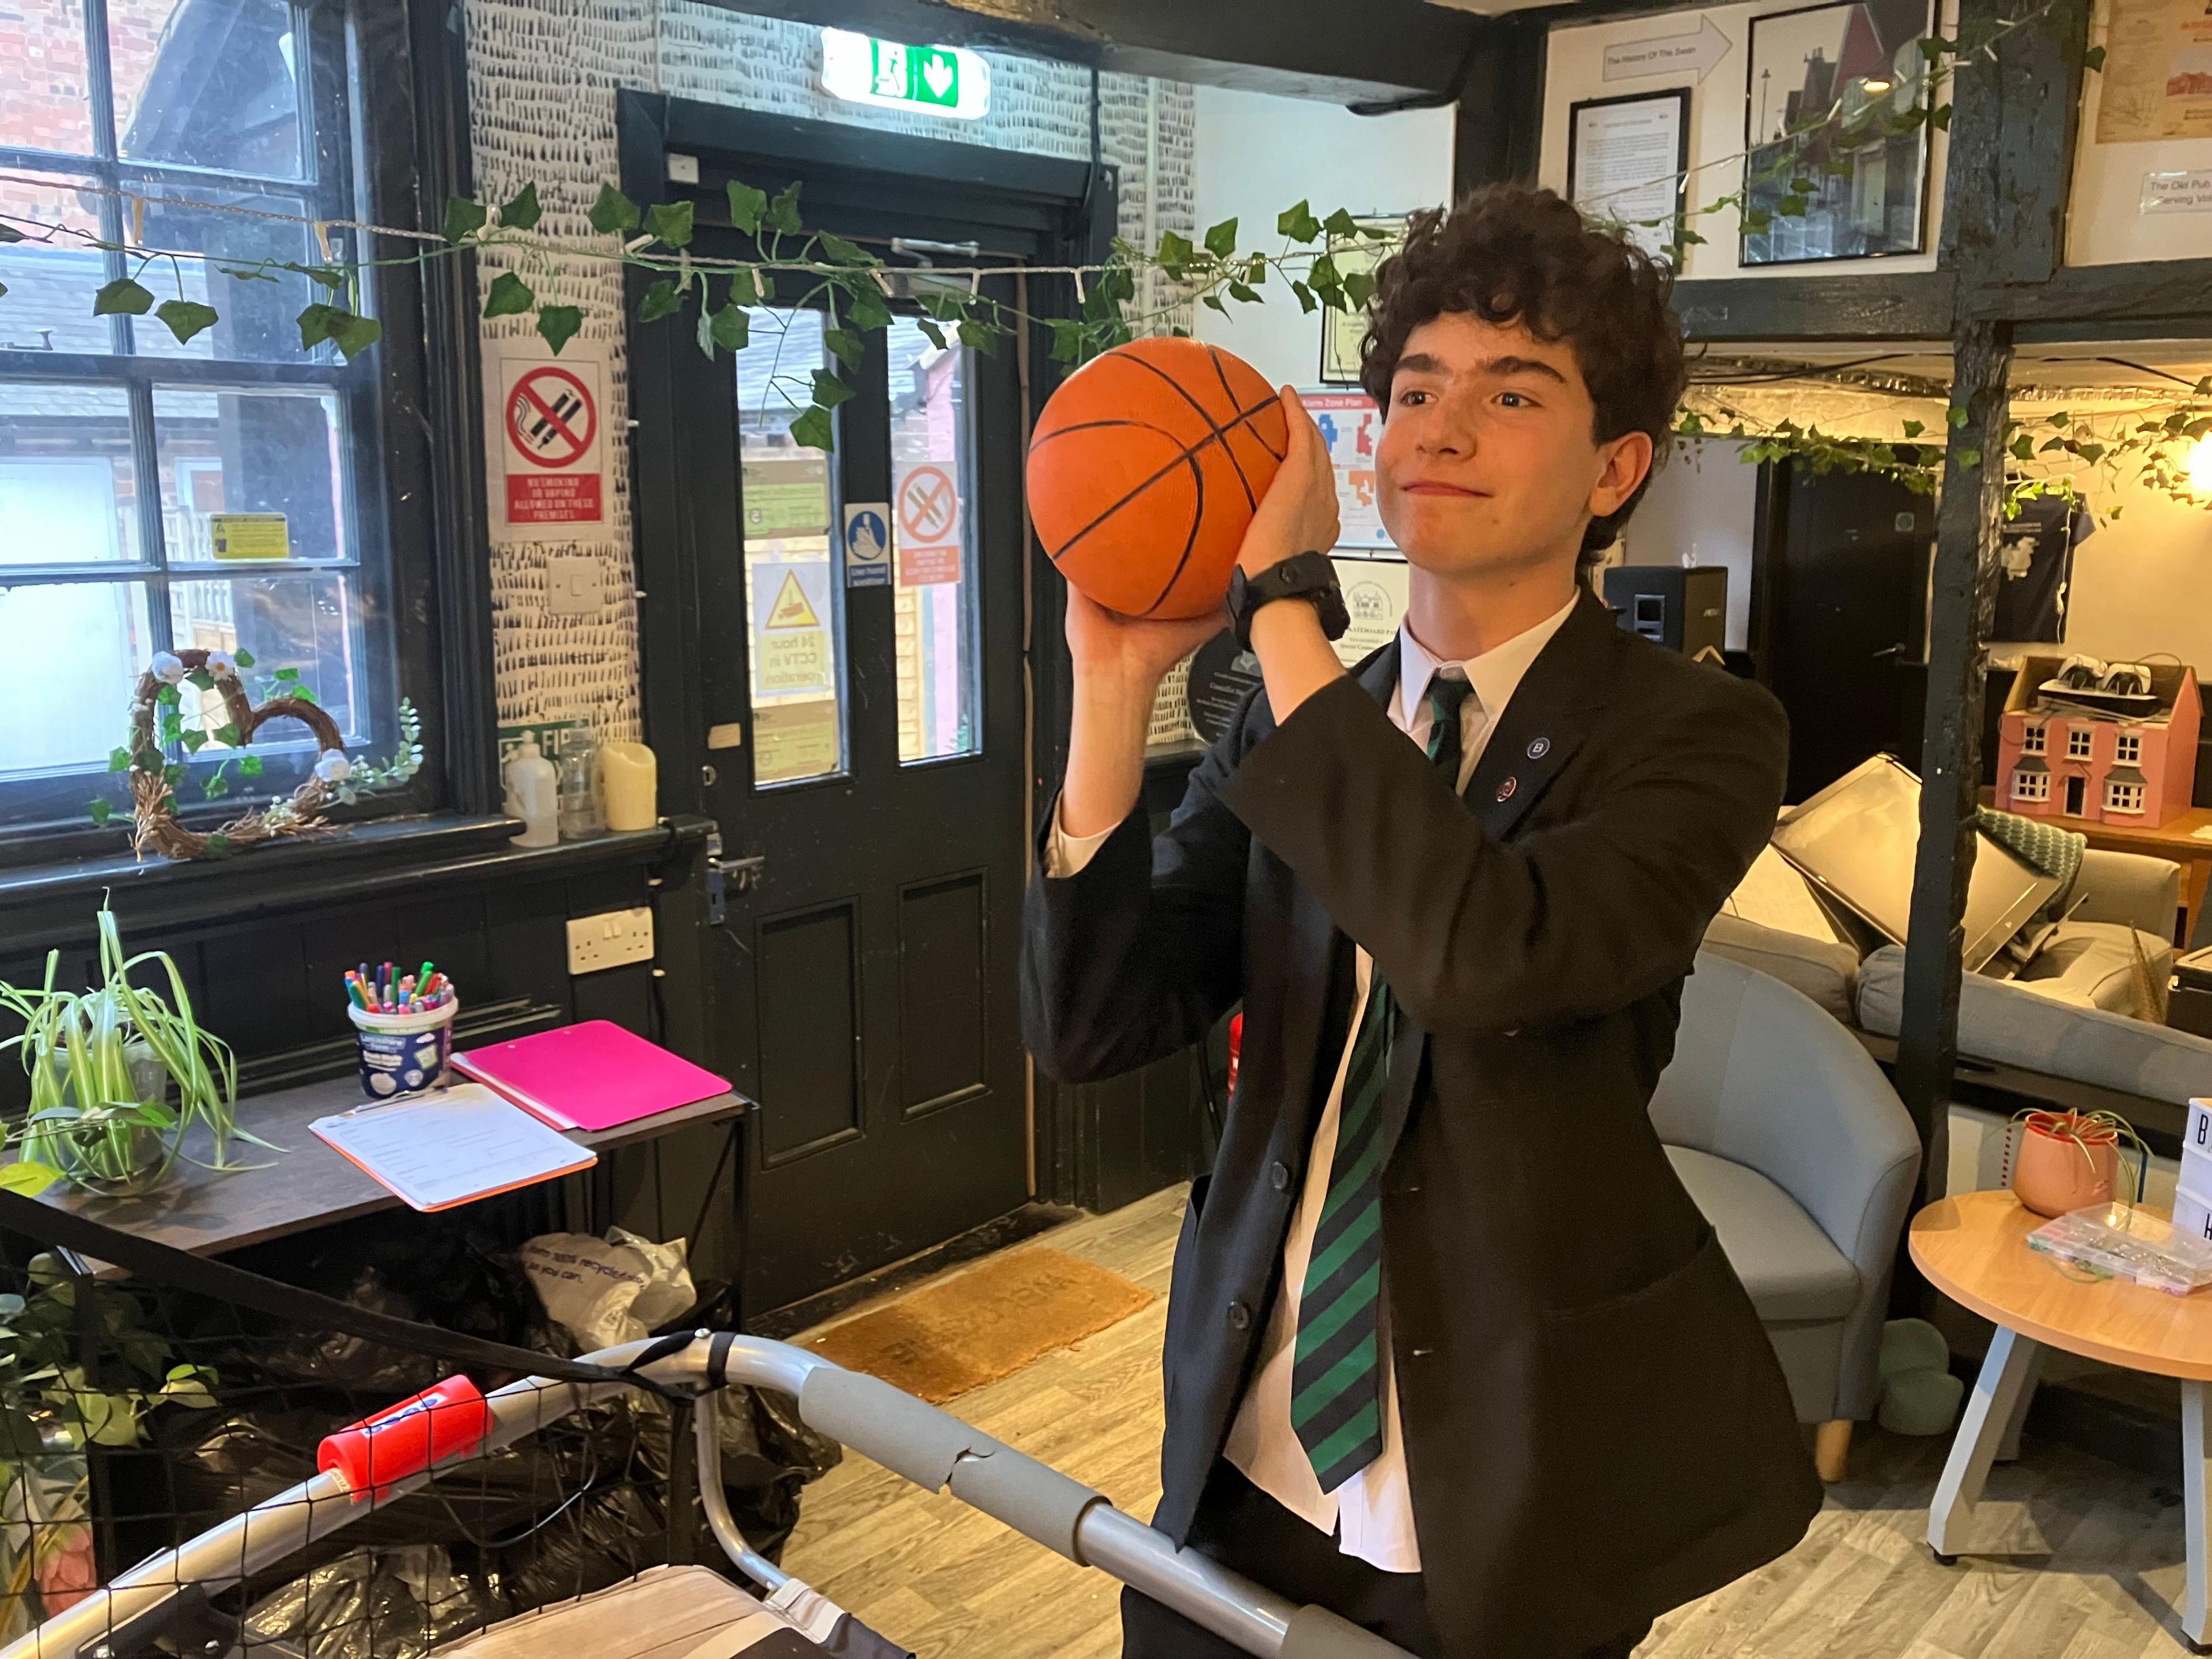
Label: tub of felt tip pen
xmin=347 ymin=993 xmax=460 ymax=1101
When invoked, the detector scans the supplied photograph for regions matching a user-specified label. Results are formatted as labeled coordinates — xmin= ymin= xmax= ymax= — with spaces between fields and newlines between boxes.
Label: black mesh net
xmin=0 ymin=1208 xmax=853 ymax=1659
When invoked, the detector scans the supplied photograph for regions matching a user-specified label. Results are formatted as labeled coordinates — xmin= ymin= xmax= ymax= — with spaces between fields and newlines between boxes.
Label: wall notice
xmin=2142 ymin=168 xmax=2212 ymax=211
xmin=487 ymin=339 xmax=611 ymax=544
xmin=1300 ymin=389 xmax=1395 ymax=551
xmin=2099 ymin=0 xmax=2212 ymax=142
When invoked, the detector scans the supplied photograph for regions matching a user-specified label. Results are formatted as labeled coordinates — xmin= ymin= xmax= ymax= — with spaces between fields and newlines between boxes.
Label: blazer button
xmin=1227 ymin=1301 xmax=1252 ymax=1332
xmin=1270 ymin=1161 xmax=1291 ymax=1192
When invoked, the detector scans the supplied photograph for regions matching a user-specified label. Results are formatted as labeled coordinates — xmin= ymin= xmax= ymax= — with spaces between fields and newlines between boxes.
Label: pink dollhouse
xmin=1994 ymin=655 xmax=2202 ymax=827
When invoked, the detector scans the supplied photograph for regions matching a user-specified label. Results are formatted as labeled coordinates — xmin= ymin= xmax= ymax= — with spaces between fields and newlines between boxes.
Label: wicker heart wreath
xmin=126 ymin=649 xmax=350 ymax=861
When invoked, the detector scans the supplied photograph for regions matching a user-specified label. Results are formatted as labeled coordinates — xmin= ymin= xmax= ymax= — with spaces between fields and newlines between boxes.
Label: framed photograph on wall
xmin=1318 ymin=216 xmax=1403 ymax=385
xmin=1567 ymin=89 xmax=1691 ymax=263
xmin=1741 ymin=0 xmax=1935 ymax=266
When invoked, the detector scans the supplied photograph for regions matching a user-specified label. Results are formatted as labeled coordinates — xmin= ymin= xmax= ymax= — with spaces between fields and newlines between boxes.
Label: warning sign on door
xmin=751 ymin=559 xmax=834 ymax=696
xmin=894 ymin=460 xmax=963 ymax=588
xmin=487 ymin=339 xmax=611 ymax=544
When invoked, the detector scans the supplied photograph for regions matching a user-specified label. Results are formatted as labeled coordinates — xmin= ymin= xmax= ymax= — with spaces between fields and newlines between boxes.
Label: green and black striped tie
xmin=1291 ymin=672 xmax=1474 ymax=1494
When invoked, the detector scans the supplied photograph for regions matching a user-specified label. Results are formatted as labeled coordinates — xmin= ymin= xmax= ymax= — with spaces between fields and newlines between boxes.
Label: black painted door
xmin=658 ymin=185 xmax=1039 ymax=1320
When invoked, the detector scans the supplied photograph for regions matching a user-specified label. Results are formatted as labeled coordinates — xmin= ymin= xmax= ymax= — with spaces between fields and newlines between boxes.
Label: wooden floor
xmin=782 ymin=1185 xmax=2211 ymax=1658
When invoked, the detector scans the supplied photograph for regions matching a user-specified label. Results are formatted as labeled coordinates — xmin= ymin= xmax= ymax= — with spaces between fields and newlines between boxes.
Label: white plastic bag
xmin=519 ymin=1227 xmax=694 ymax=1351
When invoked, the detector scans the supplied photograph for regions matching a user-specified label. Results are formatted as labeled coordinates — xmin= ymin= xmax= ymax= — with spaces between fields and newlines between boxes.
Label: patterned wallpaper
xmin=462 ymin=1 xmax=1198 ymax=735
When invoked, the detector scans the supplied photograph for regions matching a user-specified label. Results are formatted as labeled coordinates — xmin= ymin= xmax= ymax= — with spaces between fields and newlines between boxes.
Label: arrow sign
xmin=1604 ymin=16 xmax=1731 ymax=84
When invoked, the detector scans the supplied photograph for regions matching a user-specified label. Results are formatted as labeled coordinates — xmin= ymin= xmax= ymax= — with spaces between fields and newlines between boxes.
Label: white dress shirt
xmin=1048 ymin=594 xmax=1578 ymax=1573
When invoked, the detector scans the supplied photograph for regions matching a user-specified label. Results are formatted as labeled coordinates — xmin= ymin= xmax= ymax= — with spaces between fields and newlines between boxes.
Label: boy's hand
xmin=1238 ymin=386 xmax=1341 ymax=577
xmin=1063 ymin=588 xmax=1225 ymax=699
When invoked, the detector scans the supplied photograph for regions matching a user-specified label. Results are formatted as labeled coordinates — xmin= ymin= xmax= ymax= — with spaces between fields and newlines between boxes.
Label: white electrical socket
xmin=567 ymin=907 xmax=655 ymax=975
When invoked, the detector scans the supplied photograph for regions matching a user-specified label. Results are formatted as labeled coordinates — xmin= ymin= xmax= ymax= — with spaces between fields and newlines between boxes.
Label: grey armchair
xmin=1649 ymin=953 xmax=1923 ymax=1482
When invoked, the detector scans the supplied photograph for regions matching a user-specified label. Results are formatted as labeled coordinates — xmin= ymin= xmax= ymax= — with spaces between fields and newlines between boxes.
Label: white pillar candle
xmin=597 ymin=741 xmax=658 ymax=831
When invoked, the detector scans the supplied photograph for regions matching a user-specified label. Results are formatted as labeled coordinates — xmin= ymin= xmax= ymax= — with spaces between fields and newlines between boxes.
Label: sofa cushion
xmin=1701 ymin=913 xmax=1861 ymax=1025
xmin=1857 ymin=944 xmax=2212 ymax=1104
xmin=1663 ymin=1145 xmax=1861 ymax=1323
xmin=2016 ymin=921 xmax=2173 ymax=1016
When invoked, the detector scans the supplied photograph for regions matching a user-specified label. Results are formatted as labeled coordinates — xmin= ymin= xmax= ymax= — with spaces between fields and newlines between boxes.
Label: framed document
xmin=1567 ymin=89 xmax=1692 ymax=263
xmin=1318 ymin=215 xmax=1403 ymax=386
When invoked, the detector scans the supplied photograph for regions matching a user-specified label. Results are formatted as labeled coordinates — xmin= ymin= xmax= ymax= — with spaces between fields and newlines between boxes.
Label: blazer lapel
xmin=1460 ymin=591 xmax=1620 ymax=841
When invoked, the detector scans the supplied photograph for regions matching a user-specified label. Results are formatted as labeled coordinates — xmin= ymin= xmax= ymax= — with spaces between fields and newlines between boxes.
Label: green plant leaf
xmin=238 ymin=754 xmax=263 ymax=777
xmin=157 ymin=681 xmax=181 ymax=705
xmin=726 ymin=179 xmax=767 ymax=233
xmin=958 ymin=317 xmax=997 ymax=353
xmin=155 ymin=298 xmax=218 ymax=344
xmin=94 ymin=277 xmax=154 ymax=316
xmin=1291 ymin=280 xmax=1316 ymax=314
xmin=810 ymin=367 xmax=856 ymax=408
xmin=297 ymin=302 xmax=381 ymax=358
xmin=1154 ymin=229 xmax=1194 ymax=278
xmin=88 ymin=799 xmax=113 ymax=826
xmin=823 ymin=327 xmax=863 ymax=368
xmin=180 ymin=729 xmax=206 ymax=753
xmin=1203 ymin=217 xmax=1238 ymax=259
xmin=482 ymin=270 xmax=535 ymax=319
xmin=1227 ymin=281 xmax=1258 ymax=304
xmin=1322 ymin=208 xmax=1361 ymax=241
xmin=1777 ymin=196 xmax=1808 ymax=218
xmin=202 ymin=832 xmax=232 ymax=857
xmin=637 ymin=278 xmax=681 ymax=323
xmin=0 ymin=1161 xmax=59 ymax=1196
xmin=1955 ymin=448 xmax=1982 ymax=471
xmin=1047 ymin=320 xmax=1085 ymax=364
xmin=709 ymin=304 xmax=749 ymax=354
xmin=108 ymin=746 xmax=131 ymax=772
xmin=273 ymin=665 xmax=300 ymax=680
xmin=789 ymin=404 xmax=834 ymax=452
xmin=589 ymin=184 xmax=641 ymax=236
xmin=234 ymin=648 xmax=255 ymax=668
xmin=726 ymin=267 xmax=762 ymax=308
xmin=818 ymin=230 xmax=876 ymax=267
xmin=1343 ymin=270 xmax=1377 ymax=310
xmin=1931 ymin=103 xmax=1953 ymax=131
xmin=846 ymin=283 xmax=891 ymax=332
xmin=1277 ymin=199 xmax=1321 ymax=243
xmin=917 ymin=318 xmax=948 ymax=351
xmin=2083 ymin=44 xmax=2107 ymax=71
xmin=500 ymin=181 xmax=542 ymax=231
xmin=645 ymin=200 xmax=695 ymax=249
xmin=767 ymin=182 xmax=804 ymax=236
xmin=444 ymin=195 xmax=487 ymax=244
xmin=1902 ymin=419 xmax=1925 ymax=438
xmin=1948 ymin=404 xmax=1969 ymax=428
xmin=0 ymin=224 xmax=22 ymax=243
xmin=536 ymin=304 xmax=583 ymax=354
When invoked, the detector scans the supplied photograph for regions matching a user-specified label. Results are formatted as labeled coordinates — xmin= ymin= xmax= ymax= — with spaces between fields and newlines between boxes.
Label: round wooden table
xmin=1911 ymin=1190 xmax=2212 ymax=1652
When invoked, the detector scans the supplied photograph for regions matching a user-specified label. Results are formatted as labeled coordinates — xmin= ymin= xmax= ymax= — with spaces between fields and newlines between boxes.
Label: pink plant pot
xmin=2012 ymin=1111 xmax=2119 ymax=1218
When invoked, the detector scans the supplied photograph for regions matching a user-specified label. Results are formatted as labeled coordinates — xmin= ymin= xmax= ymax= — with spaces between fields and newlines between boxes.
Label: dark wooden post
xmin=1896 ymin=318 xmax=2012 ymax=1198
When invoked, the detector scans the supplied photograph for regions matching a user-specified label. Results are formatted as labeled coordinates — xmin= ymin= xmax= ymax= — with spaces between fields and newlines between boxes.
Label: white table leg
xmin=1996 ymin=1344 xmax=2044 ymax=1462
xmin=1929 ymin=1325 xmax=2042 ymax=1560
xmin=2183 ymin=1380 xmax=2211 ymax=1652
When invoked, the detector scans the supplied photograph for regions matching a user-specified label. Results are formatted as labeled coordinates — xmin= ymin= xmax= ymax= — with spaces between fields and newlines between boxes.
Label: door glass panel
xmin=734 ymin=309 xmax=845 ymax=786
xmin=888 ymin=320 xmax=980 ymax=764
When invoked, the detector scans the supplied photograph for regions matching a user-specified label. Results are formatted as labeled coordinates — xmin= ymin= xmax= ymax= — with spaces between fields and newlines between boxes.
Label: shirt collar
xmin=1395 ymin=592 xmax=1581 ymax=730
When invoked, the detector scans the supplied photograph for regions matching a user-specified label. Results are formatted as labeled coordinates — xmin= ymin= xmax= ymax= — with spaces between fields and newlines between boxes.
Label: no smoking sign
xmin=489 ymin=344 xmax=609 ymax=540
xmin=894 ymin=461 xmax=962 ymax=588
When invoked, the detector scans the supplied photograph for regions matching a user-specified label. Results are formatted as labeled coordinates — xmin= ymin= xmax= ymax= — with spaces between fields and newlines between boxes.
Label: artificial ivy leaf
xmin=2011 ymin=434 xmax=2036 ymax=461
xmin=1930 ymin=103 xmax=1953 ymax=131
xmin=0 ymin=224 xmax=22 ymax=243
xmin=818 ymin=230 xmax=876 ymax=267
xmin=185 ymin=668 xmax=213 ymax=691
xmin=823 ymin=327 xmax=863 ymax=368
xmin=637 ymin=278 xmax=682 ymax=323
xmin=789 ymin=404 xmax=834 ymax=452
xmin=1291 ymin=280 xmax=1316 ymax=314
xmin=728 ymin=267 xmax=763 ymax=308
xmin=88 ymin=798 xmax=113 ymax=826
xmin=501 ymin=181 xmax=543 ymax=231
xmin=155 ymin=298 xmax=218 ymax=344
xmin=211 ymin=723 xmax=240 ymax=745
xmin=1203 ymin=217 xmax=1238 ymax=259
xmin=1322 ymin=208 xmax=1361 ymax=242
xmin=330 ymin=310 xmax=382 ymax=359
xmin=482 ymin=271 xmax=535 ymax=319
xmin=239 ymin=754 xmax=263 ymax=777
xmin=957 ymin=317 xmax=996 ymax=354
xmin=0 ymin=1161 xmax=58 ymax=1196
xmin=203 ymin=832 xmax=232 ymax=857
xmin=709 ymin=303 xmax=749 ymax=353
xmin=1955 ymin=447 xmax=1982 ymax=471
xmin=1154 ymin=229 xmax=1194 ymax=278
xmin=1308 ymin=253 xmax=1341 ymax=290
xmin=180 ymin=729 xmax=206 ymax=753
xmin=727 ymin=179 xmax=767 ymax=233
xmin=1201 ymin=293 xmax=1229 ymax=314
xmin=1343 ymin=270 xmax=1378 ymax=309
xmin=0 ymin=281 xmax=7 ymax=298
xmin=1047 ymin=320 xmax=1085 ymax=364
xmin=917 ymin=318 xmax=948 ymax=351
xmin=281 ymin=261 xmax=349 ymax=291
xmin=1947 ymin=404 xmax=1969 ymax=427
xmin=444 ymin=196 xmax=488 ymax=244
xmin=1902 ymin=419 xmax=1925 ymax=438
xmin=2084 ymin=44 xmax=2107 ymax=72
xmin=645 ymin=200 xmax=695 ymax=249
xmin=1777 ymin=196 xmax=1808 ymax=218
xmin=696 ymin=302 xmax=718 ymax=359
xmin=767 ymin=181 xmax=804 ymax=236
xmin=589 ymin=184 xmax=641 ymax=236
xmin=108 ymin=747 xmax=131 ymax=773
xmin=846 ymin=283 xmax=892 ymax=332
xmin=535 ymin=304 xmax=583 ymax=354
xmin=810 ymin=367 xmax=856 ymax=408
xmin=1277 ymin=199 xmax=1321 ymax=243
xmin=164 ymin=763 xmax=185 ymax=786
xmin=1228 ymin=281 xmax=1259 ymax=305
xmin=94 ymin=277 xmax=154 ymax=316
xmin=274 ymin=665 xmax=301 ymax=680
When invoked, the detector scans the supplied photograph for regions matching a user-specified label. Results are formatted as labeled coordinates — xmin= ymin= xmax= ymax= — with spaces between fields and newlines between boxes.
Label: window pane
xmin=888 ymin=320 xmax=979 ymax=763
xmin=735 ymin=309 xmax=844 ymax=787
xmin=1 ymin=0 xmax=96 ymax=157
xmin=169 ymin=571 xmax=362 ymax=745
xmin=111 ymin=0 xmax=304 ymax=178
xmin=0 ymin=173 xmax=112 ymax=353
xmin=154 ymin=385 xmax=347 ymax=563
xmin=0 ymin=383 xmax=142 ymax=564
xmin=0 ymin=582 xmax=152 ymax=775
xmin=132 ymin=188 xmax=324 ymax=362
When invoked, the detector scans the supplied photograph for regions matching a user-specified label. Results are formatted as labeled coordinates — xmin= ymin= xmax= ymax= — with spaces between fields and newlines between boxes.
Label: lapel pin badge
xmin=1496 ymin=776 xmax=1518 ymax=802
xmin=1527 ymin=736 xmax=1551 ymax=759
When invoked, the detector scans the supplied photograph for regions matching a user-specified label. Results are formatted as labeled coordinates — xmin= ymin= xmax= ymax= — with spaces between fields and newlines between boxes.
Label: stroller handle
xmin=6 ymin=1331 xmax=1414 ymax=1659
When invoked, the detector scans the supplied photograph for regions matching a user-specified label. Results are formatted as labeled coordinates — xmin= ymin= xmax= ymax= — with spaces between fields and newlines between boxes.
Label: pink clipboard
xmin=451 ymin=1021 xmax=732 ymax=1132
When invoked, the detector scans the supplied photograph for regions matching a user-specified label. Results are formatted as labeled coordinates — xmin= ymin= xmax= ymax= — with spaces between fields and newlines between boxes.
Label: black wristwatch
xmin=1228 ymin=551 xmax=1350 ymax=650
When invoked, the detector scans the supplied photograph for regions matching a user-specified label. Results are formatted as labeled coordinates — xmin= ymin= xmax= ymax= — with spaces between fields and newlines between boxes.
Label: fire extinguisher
xmin=1226 ymin=1012 xmax=1243 ymax=1098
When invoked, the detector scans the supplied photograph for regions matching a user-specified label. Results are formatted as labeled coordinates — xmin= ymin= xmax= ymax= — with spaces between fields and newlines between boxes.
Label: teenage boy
xmin=1023 ymin=184 xmax=1821 ymax=1659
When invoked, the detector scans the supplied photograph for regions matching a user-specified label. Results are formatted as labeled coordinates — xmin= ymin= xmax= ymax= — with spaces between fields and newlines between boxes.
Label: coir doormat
xmin=803 ymin=1247 xmax=1154 ymax=1403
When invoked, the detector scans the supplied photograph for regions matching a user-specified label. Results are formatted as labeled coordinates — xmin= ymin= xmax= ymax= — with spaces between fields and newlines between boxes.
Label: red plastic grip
xmin=317 ymin=1375 xmax=493 ymax=1499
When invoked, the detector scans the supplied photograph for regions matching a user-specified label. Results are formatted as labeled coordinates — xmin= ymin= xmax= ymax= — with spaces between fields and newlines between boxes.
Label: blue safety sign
xmin=843 ymin=502 xmax=891 ymax=588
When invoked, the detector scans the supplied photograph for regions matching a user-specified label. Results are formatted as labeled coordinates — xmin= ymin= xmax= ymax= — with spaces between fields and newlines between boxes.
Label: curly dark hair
xmin=1358 ymin=184 xmax=1688 ymax=566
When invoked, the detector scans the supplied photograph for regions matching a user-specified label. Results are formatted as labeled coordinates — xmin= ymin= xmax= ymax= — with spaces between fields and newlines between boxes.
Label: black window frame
xmin=0 ymin=0 xmax=494 ymax=868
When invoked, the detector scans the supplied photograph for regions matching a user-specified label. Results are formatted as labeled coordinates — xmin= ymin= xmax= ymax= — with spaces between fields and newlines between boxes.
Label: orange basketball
xmin=1027 ymin=338 xmax=1287 ymax=619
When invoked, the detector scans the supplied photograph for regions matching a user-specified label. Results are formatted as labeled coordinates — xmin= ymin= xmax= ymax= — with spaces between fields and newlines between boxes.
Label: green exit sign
xmin=821 ymin=28 xmax=990 ymax=120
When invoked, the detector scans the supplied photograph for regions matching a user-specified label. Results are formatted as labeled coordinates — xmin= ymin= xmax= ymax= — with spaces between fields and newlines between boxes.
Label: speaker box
xmin=1603 ymin=566 xmax=1728 ymax=664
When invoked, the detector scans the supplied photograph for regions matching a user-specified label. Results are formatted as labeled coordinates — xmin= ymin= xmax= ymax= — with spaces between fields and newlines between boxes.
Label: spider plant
xmin=0 ymin=906 xmax=267 ymax=1195
xmin=2013 ymin=1107 xmax=2150 ymax=1206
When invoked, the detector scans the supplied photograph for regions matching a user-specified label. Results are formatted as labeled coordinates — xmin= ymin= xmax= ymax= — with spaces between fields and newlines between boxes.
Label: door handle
xmin=704 ymin=826 xmax=764 ymax=926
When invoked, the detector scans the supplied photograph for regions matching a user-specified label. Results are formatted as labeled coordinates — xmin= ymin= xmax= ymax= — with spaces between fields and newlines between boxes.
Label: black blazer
xmin=1022 ymin=593 xmax=1822 ymax=1658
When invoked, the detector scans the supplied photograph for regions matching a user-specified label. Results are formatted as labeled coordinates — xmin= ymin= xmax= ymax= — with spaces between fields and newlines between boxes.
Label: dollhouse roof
xmin=2107 ymin=763 xmax=2147 ymax=785
xmin=2013 ymin=753 xmax=2049 ymax=774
